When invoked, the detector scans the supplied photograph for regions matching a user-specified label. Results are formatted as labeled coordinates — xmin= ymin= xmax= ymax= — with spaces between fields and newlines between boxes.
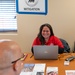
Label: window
xmin=0 ymin=0 xmax=17 ymax=32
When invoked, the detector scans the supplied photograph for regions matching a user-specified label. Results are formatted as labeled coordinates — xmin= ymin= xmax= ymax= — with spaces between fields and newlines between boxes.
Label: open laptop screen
xmin=33 ymin=45 xmax=58 ymax=60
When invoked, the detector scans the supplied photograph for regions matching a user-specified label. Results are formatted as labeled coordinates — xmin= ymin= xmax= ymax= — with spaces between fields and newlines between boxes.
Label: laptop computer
xmin=33 ymin=45 xmax=58 ymax=60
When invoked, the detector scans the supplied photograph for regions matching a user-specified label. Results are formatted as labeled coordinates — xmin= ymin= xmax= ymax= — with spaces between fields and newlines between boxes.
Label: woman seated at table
xmin=31 ymin=23 xmax=64 ymax=54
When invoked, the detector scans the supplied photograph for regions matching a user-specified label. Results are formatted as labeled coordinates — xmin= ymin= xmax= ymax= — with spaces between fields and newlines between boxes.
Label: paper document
xmin=65 ymin=70 xmax=75 ymax=75
xmin=20 ymin=63 xmax=46 ymax=75
xmin=46 ymin=67 xmax=58 ymax=75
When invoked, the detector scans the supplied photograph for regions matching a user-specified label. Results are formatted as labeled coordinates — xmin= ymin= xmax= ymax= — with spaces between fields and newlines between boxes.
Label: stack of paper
xmin=20 ymin=63 xmax=46 ymax=75
xmin=65 ymin=70 xmax=75 ymax=75
xmin=46 ymin=67 xmax=58 ymax=75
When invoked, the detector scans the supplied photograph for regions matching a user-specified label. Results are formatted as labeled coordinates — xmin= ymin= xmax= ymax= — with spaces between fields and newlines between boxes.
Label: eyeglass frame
xmin=11 ymin=54 xmax=25 ymax=63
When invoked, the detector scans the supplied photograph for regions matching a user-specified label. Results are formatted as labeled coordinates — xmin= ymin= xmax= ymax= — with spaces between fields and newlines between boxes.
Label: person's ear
xmin=12 ymin=61 xmax=20 ymax=72
xmin=15 ymin=61 xmax=20 ymax=71
xmin=14 ymin=61 xmax=23 ymax=73
xmin=12 ymin=63 xmax=16 ymax=71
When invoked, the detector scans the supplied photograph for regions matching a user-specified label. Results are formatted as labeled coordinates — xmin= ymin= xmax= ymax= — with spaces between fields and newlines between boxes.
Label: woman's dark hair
xmin=37 ymin=23 xmax=54 ymax=45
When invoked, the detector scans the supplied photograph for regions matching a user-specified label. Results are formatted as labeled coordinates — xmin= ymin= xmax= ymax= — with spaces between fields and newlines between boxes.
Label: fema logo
xmin=25 ymin=0 xmax=39 ymax=7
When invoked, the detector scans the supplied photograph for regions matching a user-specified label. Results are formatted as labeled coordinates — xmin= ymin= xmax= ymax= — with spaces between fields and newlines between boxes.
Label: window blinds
xmin=0 ymin=0 xmax=17 ymax=32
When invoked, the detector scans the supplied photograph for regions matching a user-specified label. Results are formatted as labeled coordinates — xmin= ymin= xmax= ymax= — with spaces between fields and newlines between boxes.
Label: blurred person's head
xmin=0 ymin=39 xmax=24 ymax=75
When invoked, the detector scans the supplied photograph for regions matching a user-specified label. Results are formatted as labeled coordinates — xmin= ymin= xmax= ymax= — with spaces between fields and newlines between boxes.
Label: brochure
xmin=46 ymin=67 xmax=58 ymax=75
xmin=65 ymin=70 xmax=75 ymax=75
xmin=20 ymin=63 xmax=46 ymax=75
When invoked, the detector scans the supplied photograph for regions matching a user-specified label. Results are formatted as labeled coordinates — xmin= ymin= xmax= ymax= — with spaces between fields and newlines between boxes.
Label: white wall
xmin=0 ymin=0 xmax=75 ymax=52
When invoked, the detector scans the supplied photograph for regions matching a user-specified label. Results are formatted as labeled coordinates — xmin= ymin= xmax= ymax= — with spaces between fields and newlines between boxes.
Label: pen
xmin=30 ymin=54 xmax=33 ymax=58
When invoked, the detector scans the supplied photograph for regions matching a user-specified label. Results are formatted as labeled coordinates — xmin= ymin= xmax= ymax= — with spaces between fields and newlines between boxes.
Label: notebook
xmin=33 ymin=45 xmax=58 ymax=60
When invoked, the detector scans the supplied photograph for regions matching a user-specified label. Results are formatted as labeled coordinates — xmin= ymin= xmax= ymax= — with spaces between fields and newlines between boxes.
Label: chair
xmin=59 ymin=38 xmax=70 ymax=53
xmin=73 ymin=41 xmax=75 ymax=53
